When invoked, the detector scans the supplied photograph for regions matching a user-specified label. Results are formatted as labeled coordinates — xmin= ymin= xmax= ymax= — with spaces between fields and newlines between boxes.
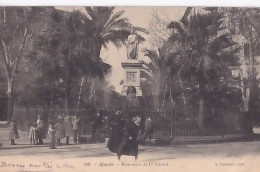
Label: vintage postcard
xmin=0 ymin=5 xmax=260 ymax=172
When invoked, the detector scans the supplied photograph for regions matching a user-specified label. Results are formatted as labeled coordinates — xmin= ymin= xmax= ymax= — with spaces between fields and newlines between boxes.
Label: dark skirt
xmin=117 ymin=138 xmax=138 ymax=157
xmin=107 ymin=127 xmax=123 ymax=153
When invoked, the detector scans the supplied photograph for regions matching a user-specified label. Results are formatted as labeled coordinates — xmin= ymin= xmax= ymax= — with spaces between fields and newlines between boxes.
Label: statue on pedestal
xmin=121 ymin=30 xmax=142 ymax=97
xmin=126 ymin=30 xmax=139 ymax=60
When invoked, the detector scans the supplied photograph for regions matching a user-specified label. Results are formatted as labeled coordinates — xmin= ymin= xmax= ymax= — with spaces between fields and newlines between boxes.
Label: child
xmin=63 ymin=115 xmax=72 ymax=145
xmin=48 ymin=122 xmax=56 ymax=149
xmin=55 ymin=114 xmax=64 ymax=146
xmin=9 ymin=119 xmax=19 ymax=145
xmin=29 ymin=123 xmax=38 ymax=145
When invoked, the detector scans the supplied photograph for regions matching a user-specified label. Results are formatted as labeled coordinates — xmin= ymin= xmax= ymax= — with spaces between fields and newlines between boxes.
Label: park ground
xmin=1 ymin=123 xmax=260 ymax=172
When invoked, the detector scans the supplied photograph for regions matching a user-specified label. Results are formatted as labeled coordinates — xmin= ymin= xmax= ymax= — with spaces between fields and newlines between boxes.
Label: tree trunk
xmin=77 ymin=76 xmax=85 ymax=109
xmin=50 ymin=86 xmax=54 ymax=119
xmin=239 ymin=62 xmax=249 ymax=111
xmin=162 ymin=83 xmax=168 ymax=106
xmin=179 ymin=75 xmax=188 ymax=116
xmin=246 ymin=38 xmax=254 ymax=134
xmin=89 ymin=78 xmax=96 ymax=106
xmin=7 ymin=76 xmax=14 ymax=122
xmin=198 ymin=81 xmax=206 ymax=131
xmin=64 ymin=90 xmax=70 ymax=115
xmin=64 ymin=78 xmax=72 ymax=115
xmin=245 ymin=29 xmax=254 ymax=134
xmin=153 ymin=77 xmax=161 ymax=108
xmin=198 ymin=95 xmax=204 ymax=130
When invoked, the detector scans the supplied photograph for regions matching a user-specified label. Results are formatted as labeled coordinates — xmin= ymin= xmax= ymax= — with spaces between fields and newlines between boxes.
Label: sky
xmin=56 ymin=7 xmax=186 ymax=92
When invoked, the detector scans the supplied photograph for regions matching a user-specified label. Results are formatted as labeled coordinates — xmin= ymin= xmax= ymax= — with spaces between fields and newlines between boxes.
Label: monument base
xmin=121 ymin=60 xmax=142 ymax=97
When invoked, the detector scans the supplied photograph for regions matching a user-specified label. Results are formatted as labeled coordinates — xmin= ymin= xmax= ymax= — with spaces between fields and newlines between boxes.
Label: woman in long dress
xmin=55 ymin=115 xmax=64 ymax=145
xmin=36 ymin=115 xmax=45 ymax=145
xmin=9 ymin=119 xmax=19 ymax=145
xmin=117 ymin=115 xmax=141 ymax=160
xmin=107 ymin=110 xmax=124 ymax=153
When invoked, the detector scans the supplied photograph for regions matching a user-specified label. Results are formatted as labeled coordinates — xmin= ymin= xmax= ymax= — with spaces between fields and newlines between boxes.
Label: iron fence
xmin=13 ymin=105 xmax=246 ymax=138
xmin=144 ymin=106 xmax=245 ymax=137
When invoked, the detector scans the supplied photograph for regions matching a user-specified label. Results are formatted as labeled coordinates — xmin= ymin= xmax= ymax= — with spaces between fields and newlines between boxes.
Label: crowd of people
xmin=9 ymin=110 xmax=154 ymax=160
xmin=9 ymin=113 xmax=81 ymax=149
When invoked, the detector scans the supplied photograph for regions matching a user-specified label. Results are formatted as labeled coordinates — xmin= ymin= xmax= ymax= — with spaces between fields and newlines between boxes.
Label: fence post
xmin=170 ymin=121 xmax=173 ymax=137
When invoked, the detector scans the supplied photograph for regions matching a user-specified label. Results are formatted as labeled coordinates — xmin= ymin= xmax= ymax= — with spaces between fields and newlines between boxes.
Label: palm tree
xmin=31 ymin=9 xmax=112 ymax=113
xmin=168 ymin=8 xmax=239 ymax=130
xmin=142 ymin=8 xmax=191 ymax=110
xmin=84 ymin=7 xmax=147 ymax=59
xmin=224 ymin=8 xmax=260 ymax=133
xmin=82 ymin=7 xmax=147 ymax=104
xmin=141 ymin=40 xmax=177 ymax=105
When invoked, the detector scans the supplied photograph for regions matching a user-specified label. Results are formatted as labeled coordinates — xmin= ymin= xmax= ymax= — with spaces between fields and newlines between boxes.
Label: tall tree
xmin=224 ymin=8 xmax=260 ymax=133
xmin=83 ymin=7 xmax=147 ymax=103
xmin=141 ymin=40 xmax=178 ymax=106
xmin=0 ymin=7 xmax=47 ymax=121
xmin=148 ymin=8 xmax=172 ymax=49
xmin=84 ymin=7 xmax=147 ymax=60
xmin=31 ymin=9 xmax=112 ymax=113
xmin=168 ymin=8 xmax=239 ymax=130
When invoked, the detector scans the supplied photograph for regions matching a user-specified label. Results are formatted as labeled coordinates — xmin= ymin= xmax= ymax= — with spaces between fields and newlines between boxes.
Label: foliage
xmin=168 ymin=8 xmax=239 ymax=94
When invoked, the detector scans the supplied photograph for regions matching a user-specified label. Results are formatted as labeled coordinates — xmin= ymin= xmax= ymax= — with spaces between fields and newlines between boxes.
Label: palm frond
xmin=103 ymin=30 xmax=129 ymax=48
xmin=84 ymin=7 xmax=96 ymax=21
xmin=105 ymin=10 xmax=125 ymax=29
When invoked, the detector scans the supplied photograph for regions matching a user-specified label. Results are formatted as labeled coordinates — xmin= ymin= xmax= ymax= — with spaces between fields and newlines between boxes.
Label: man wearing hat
xmin=55 ymin=114 xmax=64 ymax=145
xmin=72 ymin=114 xmax=80 ymax=144
xmin=63 ymin=115 xmax=72 ymax=145
xmin=91 ymin=110 xmax=103 ymax=143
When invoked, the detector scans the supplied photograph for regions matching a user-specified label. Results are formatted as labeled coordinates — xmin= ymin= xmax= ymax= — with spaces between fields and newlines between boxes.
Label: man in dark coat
xmin=36 ymin=115 xmax=45 ymax=145
xmin=117 ymin=115 xmax=141 ymax=160
xmin=91 ymin=110 xmax=103 ymax=143
xmin=107 ymin=110 xmax=124 ymax=153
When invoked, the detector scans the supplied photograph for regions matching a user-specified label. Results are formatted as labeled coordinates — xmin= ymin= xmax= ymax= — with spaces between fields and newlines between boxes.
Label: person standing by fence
xmin=9 ymin=119 xmax=19 ymax=145
xmin=36 ymin=115 xmax=45 ymax=145
xmin=48 ymin=122 xmax=56 ymax=149
xmin=72 ymin=114 xmax=80 ymax=144
xmin=143 ymin=115 xmax=154 ymax=146
xmin=63 ymin=115 xmax=72 ymax=145
xmin=91 ymin=110 xmax=103 ymax=143
xmin=55 ymin=114 xmax=64 ymax=145
xmin=29 ymin=123 xmax=38 ymax=145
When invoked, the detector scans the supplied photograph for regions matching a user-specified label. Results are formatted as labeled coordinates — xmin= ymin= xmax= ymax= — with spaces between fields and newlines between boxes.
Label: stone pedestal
xmin=121 ymin=60 xmax=142 ymax=97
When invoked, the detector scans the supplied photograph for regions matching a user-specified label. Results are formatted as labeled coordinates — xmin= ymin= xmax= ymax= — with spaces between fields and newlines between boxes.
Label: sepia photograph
xmin=0 ymin=4 xmax=260 ymax=172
